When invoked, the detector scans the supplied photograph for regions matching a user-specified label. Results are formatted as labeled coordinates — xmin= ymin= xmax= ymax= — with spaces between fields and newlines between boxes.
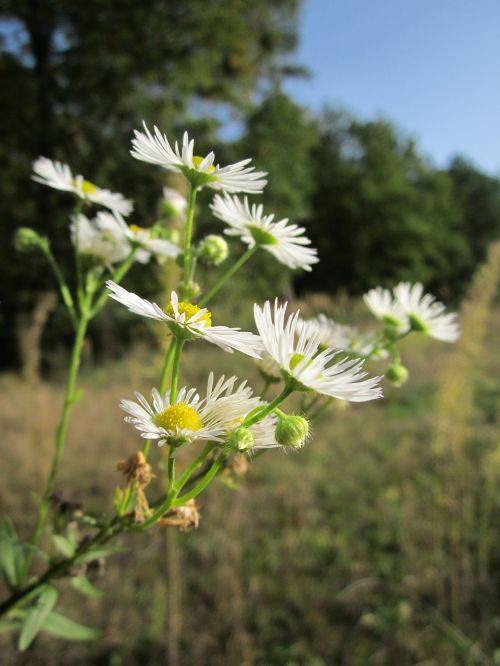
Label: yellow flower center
xmin=129 ymin=224 xmax=144 ymax=234
xmin=154 ymin=403 xmax=202 ymax=432
xmin=166 ymin=301 xmax=212 ymax=327
xmin=192 ymin=156 xmax=215 ymax=173
xmin=289 ymin=353 xmax=307 ymax=370
xmin=72 ymin=178 xmax=97 ymax=195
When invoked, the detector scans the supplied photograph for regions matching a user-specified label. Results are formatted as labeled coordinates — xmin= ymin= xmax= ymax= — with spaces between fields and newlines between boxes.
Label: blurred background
xmin=1 ymin=1 xmax=500 ymax=664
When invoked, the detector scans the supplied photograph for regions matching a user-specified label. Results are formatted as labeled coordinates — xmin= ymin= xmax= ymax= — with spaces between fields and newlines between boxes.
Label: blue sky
xmin=285 ymin=0 xmax=500 ymax=174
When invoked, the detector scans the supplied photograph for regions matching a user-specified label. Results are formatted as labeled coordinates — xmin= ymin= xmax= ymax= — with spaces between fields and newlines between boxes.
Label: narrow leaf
xmin=74 ymin=545 xmax=124 ymax=565
xmin=52 ymin=535 xmax=75 ymax=558
xmin=18 ymin=586 xmax=58 ymax=651
xmin=71 ymin=576 xmax=103 ymax=599
xmin=41 ymin=611 xmax=101 ymax=641
xmin=0 ymin=537 xmax=18 ymax=588
xmin=0 ymin=621 xmax=21 ymax=634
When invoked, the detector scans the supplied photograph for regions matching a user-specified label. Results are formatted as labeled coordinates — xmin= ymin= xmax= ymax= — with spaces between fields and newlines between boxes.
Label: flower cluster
xmin=5 ymin=123 xmax=461 ymax=647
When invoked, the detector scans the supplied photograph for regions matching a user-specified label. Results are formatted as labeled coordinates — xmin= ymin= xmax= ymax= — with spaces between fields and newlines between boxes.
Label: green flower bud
xmin=197 ymin=234 xmax=229 ymax=267
xmin=14 ymin=227 xmax=45 ymax=252
xmin=226 ymin=426 xmax=254 ymax=452
xmin=181 ymin=281 xmax=201 ymax=300
xmin=385 ymin=362 xmax=409 ymax=387
xmin=152 ymin=225 xmax=181 ymax=245
xmin=275 ymin=414 xmax=309 ymax=449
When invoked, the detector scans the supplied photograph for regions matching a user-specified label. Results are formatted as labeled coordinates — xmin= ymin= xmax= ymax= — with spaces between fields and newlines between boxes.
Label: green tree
xmin=0 ymin=0 xmax=302 ymax=367
xmin=301 ymin=110 xmax=470 ymax=298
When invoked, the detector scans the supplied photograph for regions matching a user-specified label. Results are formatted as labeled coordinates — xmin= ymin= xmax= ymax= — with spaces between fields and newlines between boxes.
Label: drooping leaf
xmin=41 ymin=611 xmax=101 ymax=641
xmin=71 ymin=576 xmax=104 ymax=599
xmin=18 ymin=585 xmax=58 ymax=651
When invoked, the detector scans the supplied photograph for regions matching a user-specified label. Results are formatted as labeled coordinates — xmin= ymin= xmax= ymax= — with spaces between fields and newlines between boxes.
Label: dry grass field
xmin=1 ymin=293 xmax=500 ymax=665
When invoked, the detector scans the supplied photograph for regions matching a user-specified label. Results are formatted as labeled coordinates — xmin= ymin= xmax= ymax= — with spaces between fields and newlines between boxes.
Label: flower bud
xmin=385 ymin=362 xmax=409 ymax=387
xmin=197 ymin=235 xmax=229 ymax=267
xmin=181 ymin=281 xmax=201 ymax=300
xmin=14 ymin=227 xmax=45 ymax=252
xmin=275 ymin=414 xmax=309 ymax=449
xmin=161 ymin=187 xmax=187 ymax=218
xmin=226 ymin=426 xmax=254 ymax=453
xmin=152 ymin=225 xmax=181 ymax=245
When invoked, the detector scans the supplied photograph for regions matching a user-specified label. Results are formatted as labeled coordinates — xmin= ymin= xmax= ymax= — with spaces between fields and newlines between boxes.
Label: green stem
xmin=22 ymin=299 xmax=92 ymax=582
xmin=90 ymin=249 xmax=137 ymax=317
xmin=199 ymin=244 xmax=257 ymax=307
xmin=175 ymin=443 xmax=213 ymax=492
xmin=72 ymin=199 xmax=85 ymax=306
xmin=169 ymin=339 xmax=185 ymax=403
xmin=244 ymin=386 xmax=293 ymax=427
xmin=182 ymin=186 xmax=198 ymax=299
xmin=260 ymin=379 xmax=271 ymax=400
xmin=158 ymin=337 xmax=177 ymax=395
xmin=172 ymin=454 xmax=225 ymax=506
xmin=1 ymin=517 xmax=125 ymax=617
xmin=40 ymin=243 xmax=77 ymax=329
xmin=308 ymin=398 xmax=333 ymax=421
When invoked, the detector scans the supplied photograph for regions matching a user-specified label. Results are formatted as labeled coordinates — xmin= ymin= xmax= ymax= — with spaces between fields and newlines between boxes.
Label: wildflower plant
xmin=0 ymin=125 xmax=460 ymax=649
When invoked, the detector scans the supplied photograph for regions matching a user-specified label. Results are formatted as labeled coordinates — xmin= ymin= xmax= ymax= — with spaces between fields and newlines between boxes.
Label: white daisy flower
xmin=106 ymin=281 xmax=263 ymax=358
xmin=32 ymin=157 xmax=133 ymax=216
xmin=123 ymin=222 xmax=181 ymax=264
xmin=130 ymin=123 xmax=267 ymax=193
xmin=71 ymin=212 xmax=131 ymax=266
xmin=210 ymin=194 xmax=319 ymax=271
xmin=120 ymin=374 xmax=260 ymax=447
xmin=297 ymin=315 xmax=387 ymax=359
xmin=254 ymin=300 xmax=383 ymax=402
xmin=363 ymin=286 xmax=408 ymax=331
xmin=394 ymin=282 xmax=460 ymax=342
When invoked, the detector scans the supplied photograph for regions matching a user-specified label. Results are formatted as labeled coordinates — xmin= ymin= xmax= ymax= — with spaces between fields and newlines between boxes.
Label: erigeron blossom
xmin=106 ymin=282 xmax=263 ymax=358
xmin=131 ymin=124 xmax=267 ymax=193
xmin=254 ymin=300 xmax=383 ymax=402
xmin=70 ymin=212 xmax=130 ymax=265
xmin=210 ymin=194 xmax=319 ymax=271
xmin=32 ymin=157 xmax=133 ymax=216
xmin=120 ymin=373 xmax=278 ymax=449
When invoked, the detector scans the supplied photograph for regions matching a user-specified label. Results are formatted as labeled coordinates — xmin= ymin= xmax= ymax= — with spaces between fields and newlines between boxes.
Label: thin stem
xmin=199 ymin=245 xmax=257 ymax=307
xmin=72 ymin=199 xmax=84 ymax=306
xmin=169 ymin=339 xmax=184 ymax=403
xmin=158 ymin=337 xmax=177 ymax=395
xmin=182 ymin=186 xmax=198 ymax=299
xmin=172 ymin=454 xmax=225 ymax=506
xmin=40 ymin=243 xmax=77 ymax=329
xmin=1 ymin=517 xmax=125 ymax=617
xmin=244 ymin=386 xmax=293 ymax=427
xmin=90 ymin=249 xmax=137 ymax=317
xmin=308 ymin=398 xmax=333 ymax=421
xmin=260 ymin=379 xmax=271 ymax=400
xmin=175 ymin=443 xmax=213 ymax=492
xmin=22 ymin=299 xmax=92 ymax=582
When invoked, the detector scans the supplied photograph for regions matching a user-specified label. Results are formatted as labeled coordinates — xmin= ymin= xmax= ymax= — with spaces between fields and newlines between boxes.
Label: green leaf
xmin=71 ymin=576 xmax=103 ymax=599
xmin=0 ymin=520 xmax=26 ymax=589
xmin=0 ymin=620 xmax=21 ymax=634
xmin=18 ymin=585 xmax=58 ymax=650
xmin=74 ymin=545 xmax=124 ymax=565
xmin=41 ymin=611 xmax=101 ymax=641
xmin=52 ymin=535 xmax=75 ymax=558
